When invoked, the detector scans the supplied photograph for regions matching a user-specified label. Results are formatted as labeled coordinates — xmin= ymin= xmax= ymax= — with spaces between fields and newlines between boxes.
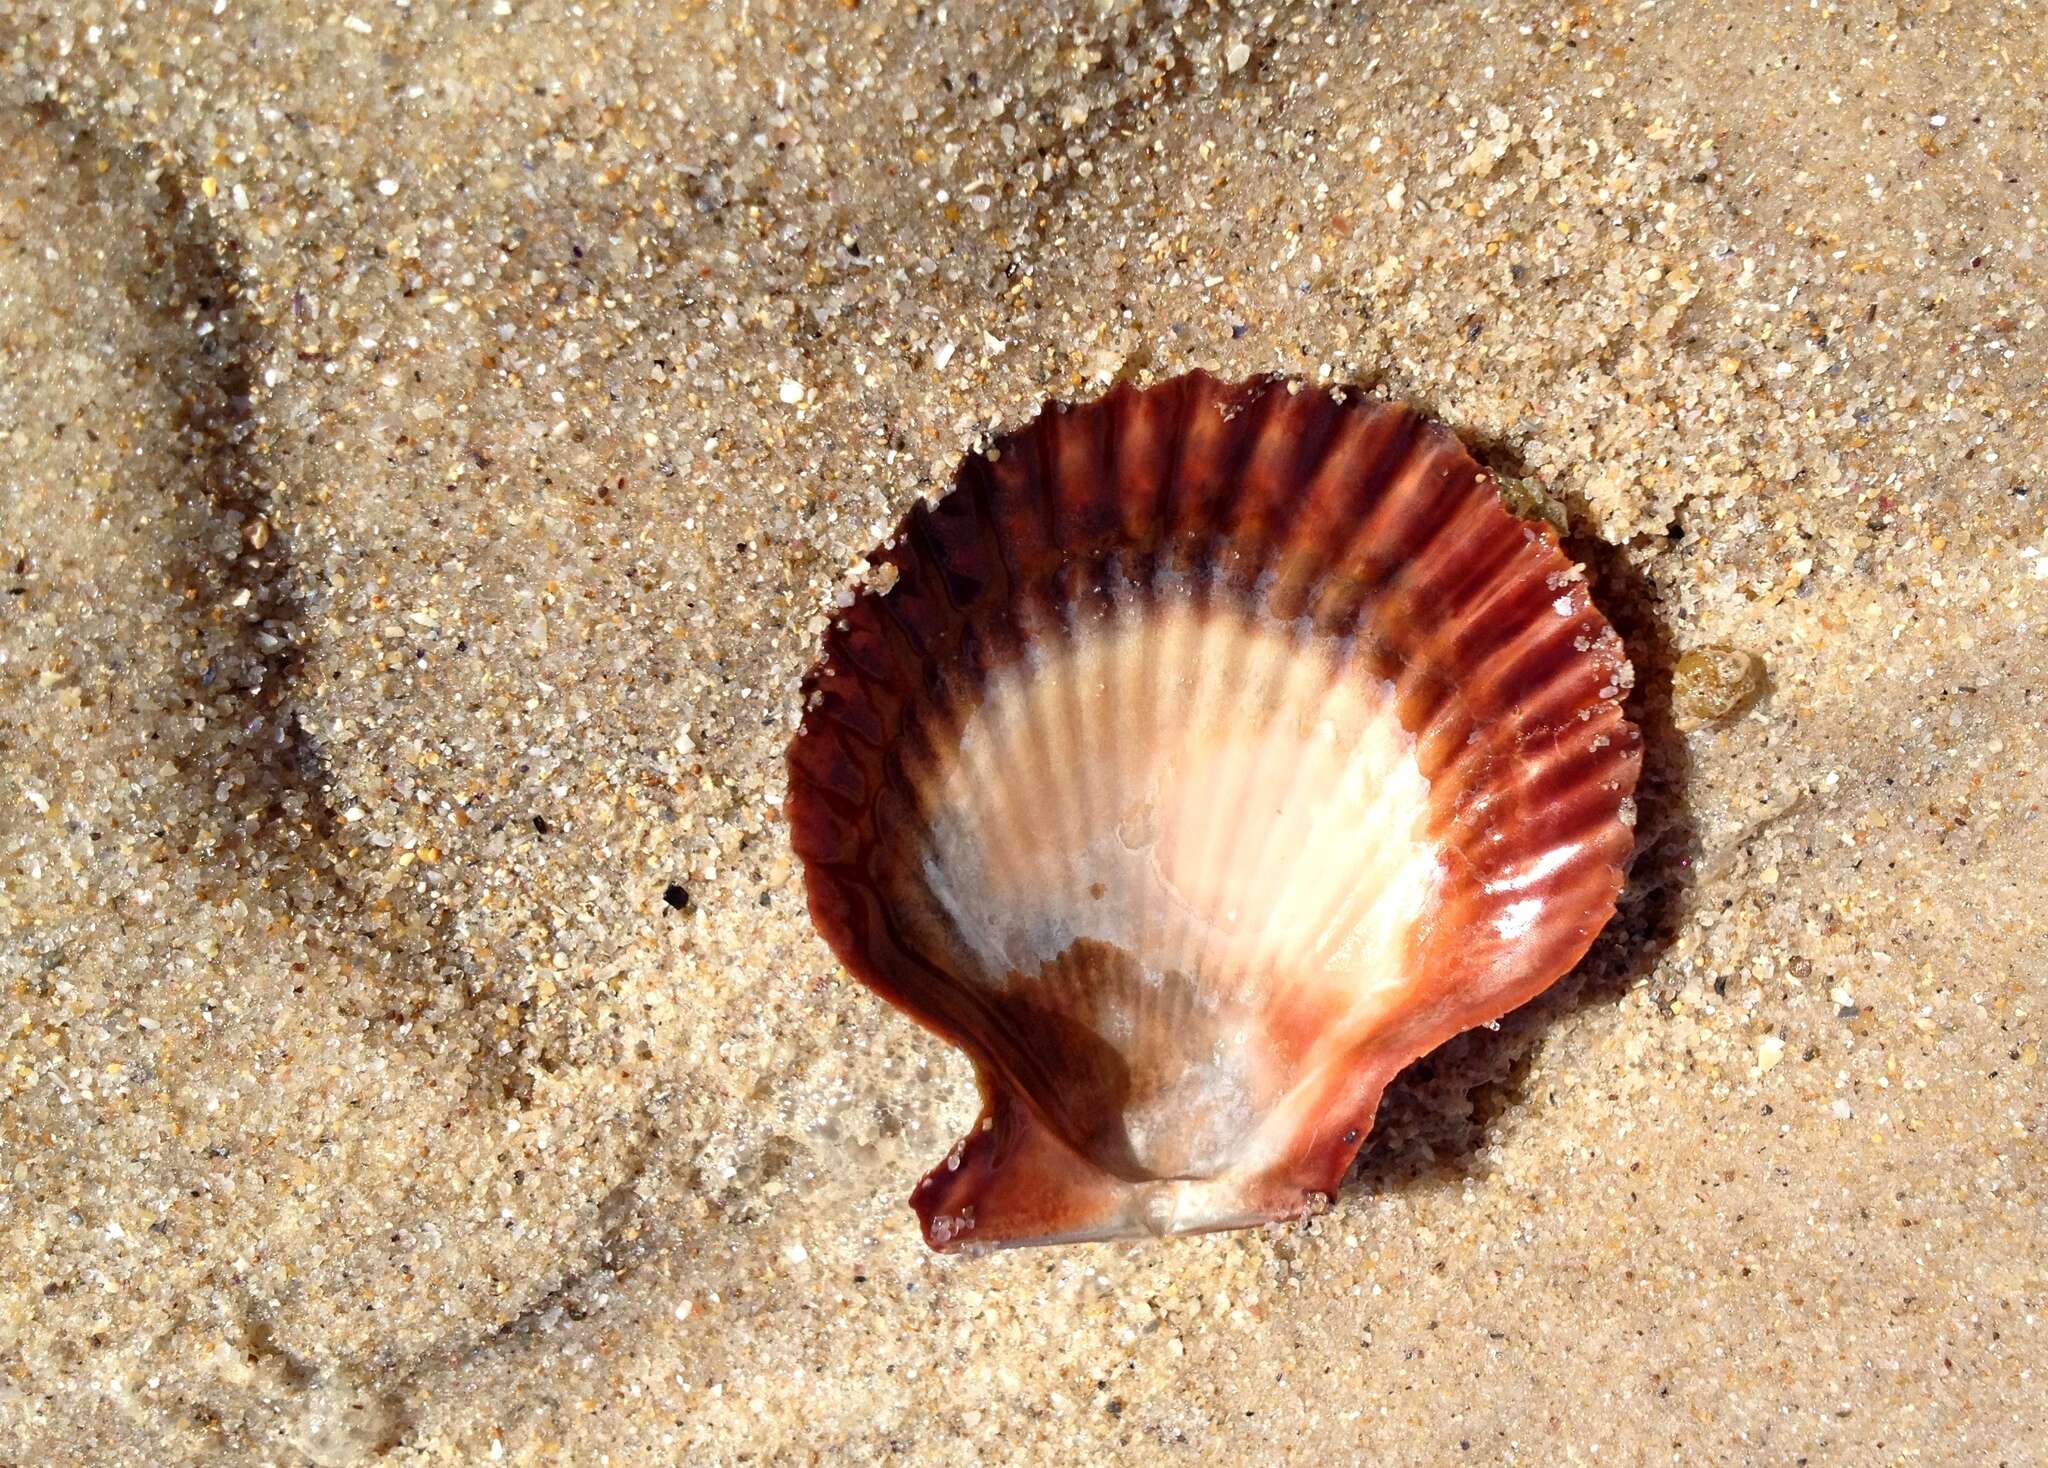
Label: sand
xmin=0 ymin=1 xmax=2042 ymax=1463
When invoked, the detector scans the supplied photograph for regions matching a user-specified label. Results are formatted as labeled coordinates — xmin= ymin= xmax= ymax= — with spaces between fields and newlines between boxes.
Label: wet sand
xmin=1 ymin=3 xmax=2043 ymax=1462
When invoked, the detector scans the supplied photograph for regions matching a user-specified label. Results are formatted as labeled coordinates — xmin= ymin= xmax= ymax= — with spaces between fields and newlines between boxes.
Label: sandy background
xmin=1 ymin=1 xmax=2042 ymax=1463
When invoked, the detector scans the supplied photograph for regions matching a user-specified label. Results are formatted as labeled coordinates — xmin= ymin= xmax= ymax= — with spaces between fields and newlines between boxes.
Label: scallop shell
xmin=788 ymin=372 xmax=1640 ymax=1252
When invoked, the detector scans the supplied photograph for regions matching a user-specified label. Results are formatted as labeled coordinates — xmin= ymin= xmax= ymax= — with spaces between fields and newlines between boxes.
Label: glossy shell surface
xmin=788 ymin=372 xmax=1640 ymax=1251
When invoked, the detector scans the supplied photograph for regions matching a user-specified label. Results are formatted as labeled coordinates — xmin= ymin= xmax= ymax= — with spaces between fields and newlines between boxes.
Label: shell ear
xmin=789 ymin=372 xmax=1639 ymax=1251
xmin=910 ymin=1087 xmax=1135 ymax=1251
xmin=912 ymin=1079 xmax=1365 ymax=1252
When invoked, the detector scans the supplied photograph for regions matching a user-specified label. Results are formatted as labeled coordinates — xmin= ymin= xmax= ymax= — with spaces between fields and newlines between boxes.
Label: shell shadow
xmin=1347 ymin=531 xmax=1697 ymax=1195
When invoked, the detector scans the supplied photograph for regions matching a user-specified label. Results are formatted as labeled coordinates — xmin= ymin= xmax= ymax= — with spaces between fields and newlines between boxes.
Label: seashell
xmin=787 ymin=372 xmax=1640 ymax=1252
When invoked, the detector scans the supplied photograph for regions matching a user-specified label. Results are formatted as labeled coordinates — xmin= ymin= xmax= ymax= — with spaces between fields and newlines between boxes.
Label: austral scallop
xmin=787 ymin=372 xmax=1640 ymax=1252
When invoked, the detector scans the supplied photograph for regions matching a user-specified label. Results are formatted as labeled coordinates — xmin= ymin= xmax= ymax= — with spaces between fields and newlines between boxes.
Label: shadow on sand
xmin=1348 ymin=528 xmax=1699 ymax=1196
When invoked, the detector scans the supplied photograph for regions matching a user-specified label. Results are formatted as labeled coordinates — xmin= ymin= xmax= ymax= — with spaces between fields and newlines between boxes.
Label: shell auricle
xmin=787 ymin=372 xmax=1640 ymax=1252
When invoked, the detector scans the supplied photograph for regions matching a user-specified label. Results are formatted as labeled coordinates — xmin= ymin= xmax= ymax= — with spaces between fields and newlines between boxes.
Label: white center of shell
xmin=918 ymin=597 xmax=1443 ymax=1177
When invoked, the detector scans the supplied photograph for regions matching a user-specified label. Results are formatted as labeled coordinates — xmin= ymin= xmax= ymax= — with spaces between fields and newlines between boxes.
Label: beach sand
xmin=1 ymin=2 xmax=2042 ymax=1462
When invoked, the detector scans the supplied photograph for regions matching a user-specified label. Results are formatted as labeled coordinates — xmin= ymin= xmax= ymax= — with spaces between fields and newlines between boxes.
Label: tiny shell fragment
xmin=1673 ymin=645 xmax=1764 ymax=731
